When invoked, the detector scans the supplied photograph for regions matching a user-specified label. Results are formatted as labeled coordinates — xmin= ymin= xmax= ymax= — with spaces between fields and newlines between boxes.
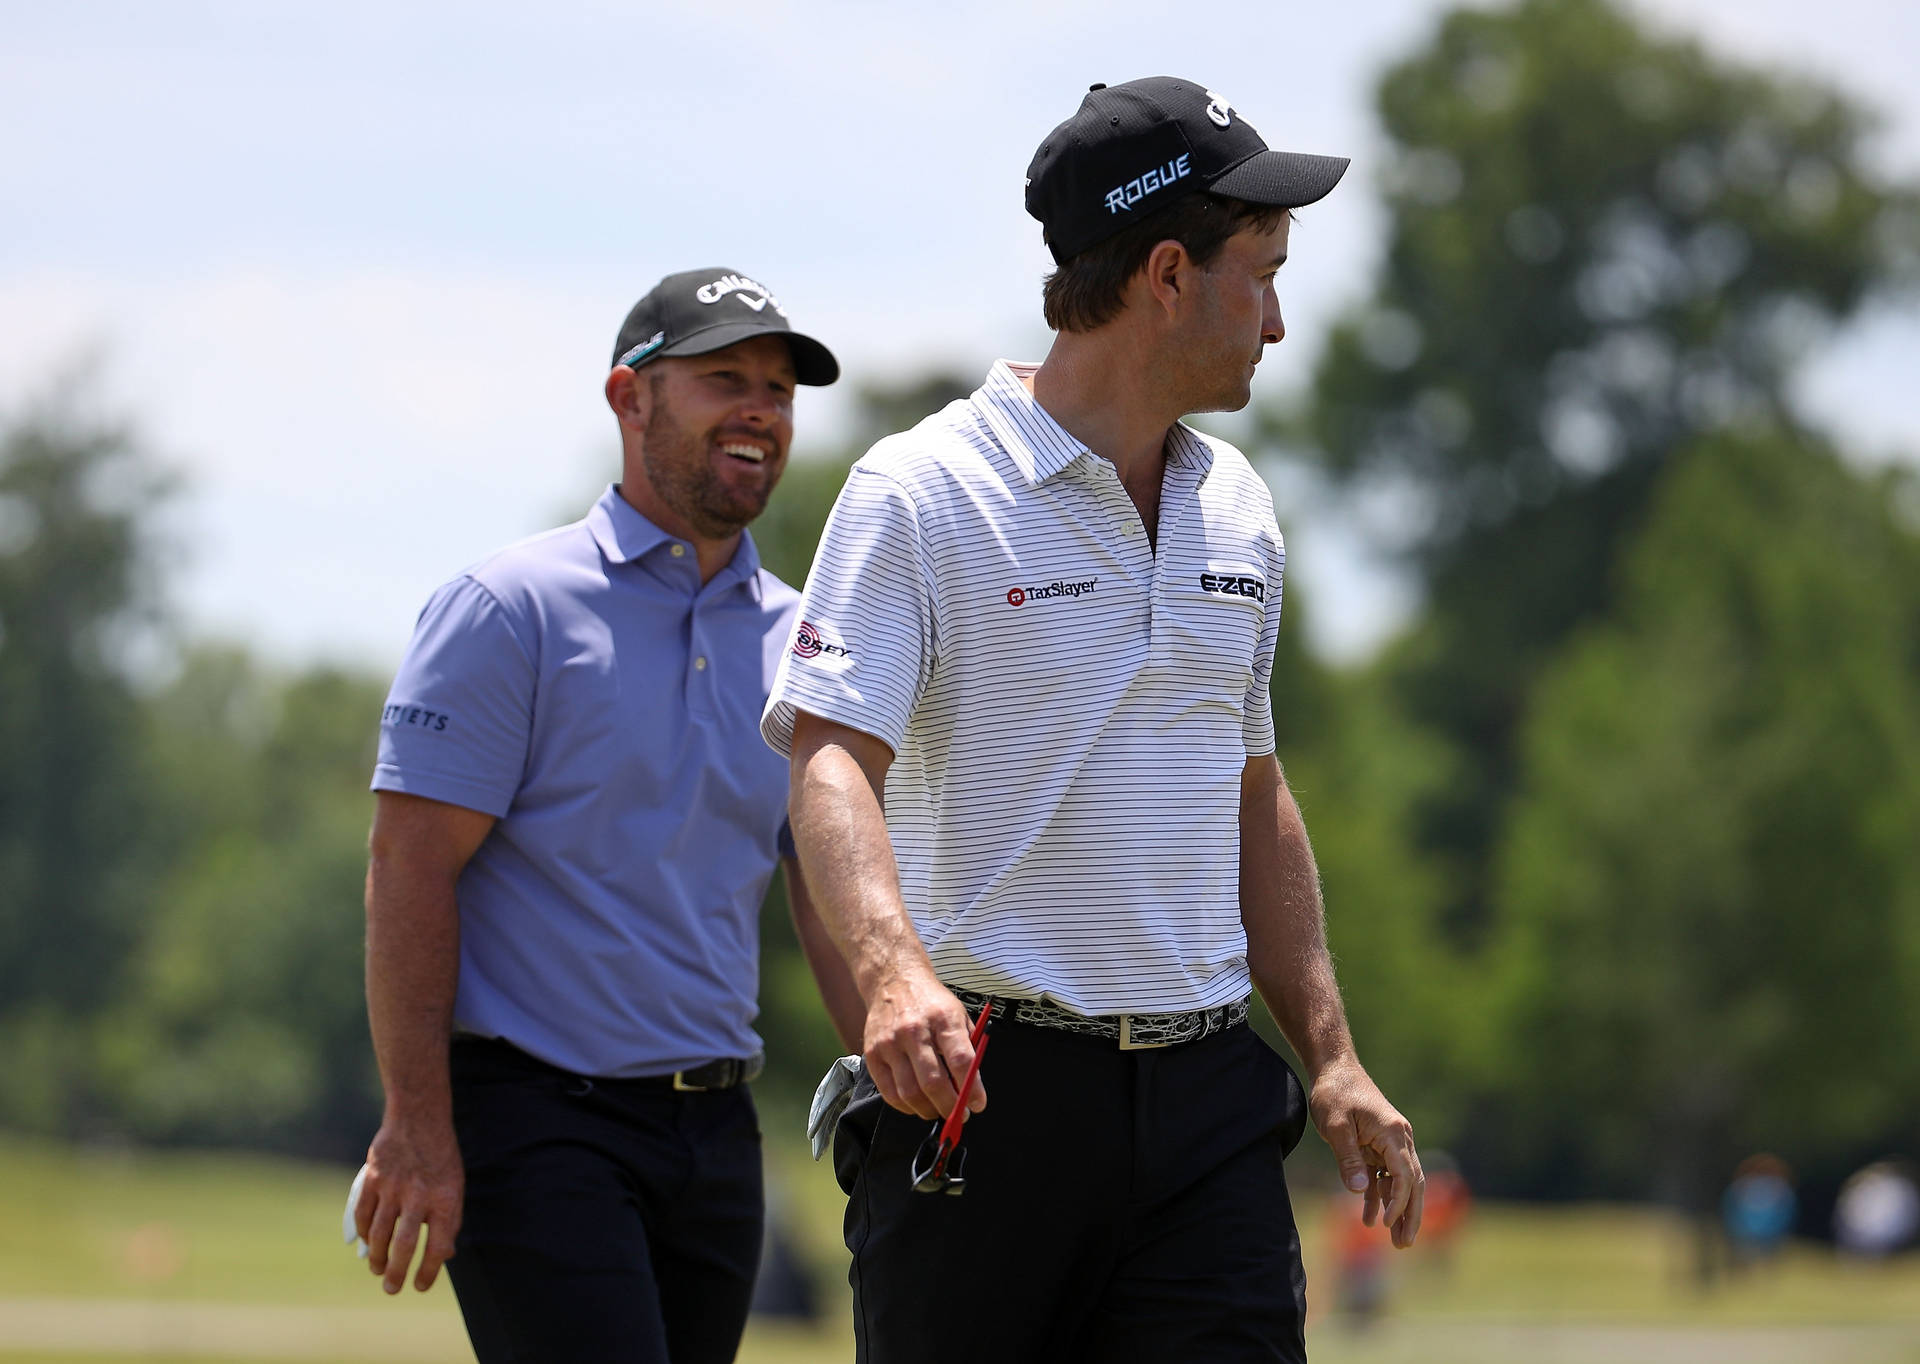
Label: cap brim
xmin=657 ymin=321 xmax=840 ymax=386
xmin=1209 ymin=150 xmax=1351 ymax=210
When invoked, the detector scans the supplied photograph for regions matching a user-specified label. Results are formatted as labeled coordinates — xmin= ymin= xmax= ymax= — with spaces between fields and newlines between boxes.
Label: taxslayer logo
xmin=1005 ymin=578 xmax=1098 ymax=606
xmin=695 ymin=273 xmax=787 ymax=316
xmin=1199 ymin=571 xmax=1265 ymax=602
xmin=792 ymin=619 xmax=850 ymax=660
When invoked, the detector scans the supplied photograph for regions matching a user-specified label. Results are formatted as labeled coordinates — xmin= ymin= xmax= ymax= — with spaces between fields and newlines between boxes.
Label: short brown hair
xmin=1042 ymin=194 xmax=1289 ymax=333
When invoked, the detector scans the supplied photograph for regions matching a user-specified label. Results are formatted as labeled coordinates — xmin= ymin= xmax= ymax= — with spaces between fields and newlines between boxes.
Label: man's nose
xmin=737 ymin=385 xmax=779 ymax=426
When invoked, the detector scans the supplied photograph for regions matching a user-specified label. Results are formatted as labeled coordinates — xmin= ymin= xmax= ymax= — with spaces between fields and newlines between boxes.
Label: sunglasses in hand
xmin=909 ymin=1001 xmax=995 ymax=1195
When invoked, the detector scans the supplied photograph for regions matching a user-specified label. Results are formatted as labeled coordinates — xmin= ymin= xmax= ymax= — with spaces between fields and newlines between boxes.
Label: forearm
xmin=789 ymin=738 xmax=935 ymax=1003
xmin=364 ymin=855 xmax=462 ymax=1127
xmin=788 ymin=714 xmax=980 ymax=1119
xmin=784 ymin=857 xmax=867 ymax=1051
xmin=1240 ymin=754 xmax=1358 ymax=1079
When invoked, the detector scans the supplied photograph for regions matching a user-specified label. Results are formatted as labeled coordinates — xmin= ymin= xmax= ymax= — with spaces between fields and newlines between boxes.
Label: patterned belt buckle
xmin=1117 ymin=1016 xmax=1173 ymax=1051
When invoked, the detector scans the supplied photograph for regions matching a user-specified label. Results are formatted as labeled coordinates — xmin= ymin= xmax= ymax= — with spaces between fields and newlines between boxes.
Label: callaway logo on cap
xmin=1024 ymin=76 xmax=1351 ymax=264
xmin=610 ymin=267 xmax=840 ymax=385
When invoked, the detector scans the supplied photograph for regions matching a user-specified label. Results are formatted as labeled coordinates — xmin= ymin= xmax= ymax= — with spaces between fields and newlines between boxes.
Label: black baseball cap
xmin=1025 ymin=77 xmax=1350 ymax=264
xmin=610 ymin=268 xmax=839 ymax=385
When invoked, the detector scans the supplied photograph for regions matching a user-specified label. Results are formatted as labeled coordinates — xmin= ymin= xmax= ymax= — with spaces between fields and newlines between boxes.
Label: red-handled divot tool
xmin=910 ymin=1001 xmax=994 ymax=1195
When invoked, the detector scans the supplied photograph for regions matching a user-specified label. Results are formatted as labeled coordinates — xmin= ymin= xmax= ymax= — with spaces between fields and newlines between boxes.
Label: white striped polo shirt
xmin=763 ymin=359 xmax=1286 ymax=1016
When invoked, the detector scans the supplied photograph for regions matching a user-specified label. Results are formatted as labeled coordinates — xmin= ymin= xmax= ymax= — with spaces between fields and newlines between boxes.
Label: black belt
xmin=452 ymin=1035 xmax=762 ymax=1092
xmin=950 ymin=988 xmax=1249 ymax=1050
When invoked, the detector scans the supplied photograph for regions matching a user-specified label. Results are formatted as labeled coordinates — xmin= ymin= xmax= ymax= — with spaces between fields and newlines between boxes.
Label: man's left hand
xmin=1309 ymin=1056 xmax=1424 ymax=1248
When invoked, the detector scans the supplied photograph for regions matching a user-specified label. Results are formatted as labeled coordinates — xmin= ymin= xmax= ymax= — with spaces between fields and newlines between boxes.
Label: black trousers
xmin=833 ymin=1015 xmax=1310 ymax=1364
xmin=445 ymin=1038 xmax=764 ymax=1364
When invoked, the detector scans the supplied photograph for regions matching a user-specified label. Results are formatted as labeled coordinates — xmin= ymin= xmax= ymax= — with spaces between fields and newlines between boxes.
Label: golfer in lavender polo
xmin=349 ymin=269 xmax=863 ymax=1364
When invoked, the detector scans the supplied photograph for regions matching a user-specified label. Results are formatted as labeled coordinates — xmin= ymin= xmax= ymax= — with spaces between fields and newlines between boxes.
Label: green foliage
xmin=97 ymin=652 xmax=388 ymax=1154
xmin=0 ymin=395 xmax=172 ymax=1130
xmin=1485 ymin=428 xmax=1920 ymax=1197
xmin=1286 ymin=0 xmax=1920 ymax=939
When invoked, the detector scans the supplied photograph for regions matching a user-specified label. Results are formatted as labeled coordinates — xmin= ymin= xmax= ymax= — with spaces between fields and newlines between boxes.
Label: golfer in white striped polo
xmin=767 ymin=76 xmax=1423 ymax=1362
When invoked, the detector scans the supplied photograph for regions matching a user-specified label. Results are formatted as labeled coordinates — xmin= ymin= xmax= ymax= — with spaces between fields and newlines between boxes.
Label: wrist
xmin=380 ymin=1086 xmax=454 ymax=1131
xmin=850 ymin=926 xmax=937 ymax=1004
xmin=1301 ymin=1038 xmax=1362 ymax=1086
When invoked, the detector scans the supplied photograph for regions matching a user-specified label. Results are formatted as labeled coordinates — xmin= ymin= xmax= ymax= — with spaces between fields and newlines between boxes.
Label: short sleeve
xmin=371 ymin=575 xmax=537 ymax=818
xmin=1242 ymin=532 xmax=1285 ymax=757
xmin=761 ymin=465 xmax=935 ymax=758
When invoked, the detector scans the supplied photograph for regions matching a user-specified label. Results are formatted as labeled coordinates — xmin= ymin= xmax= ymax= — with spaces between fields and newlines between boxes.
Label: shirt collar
xmin=971 ymin=360 xmax=1089 ymax=487
xmin=723 ymin=529 xmax=767 ymax=602
xmin=585 ymin=485 xmax=765 ymax=602
xmin=1164 ymin=421 xmax=1215 ymax=477
xmin=972 ymin=361 xmax=1216 ymax=485
xmin=587 ymin=485 xmax=671 ymax=564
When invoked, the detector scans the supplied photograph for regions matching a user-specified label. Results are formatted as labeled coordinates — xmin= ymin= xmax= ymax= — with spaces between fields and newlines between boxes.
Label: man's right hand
xmin=861 ymin=967 xmax=987 ymax=1121
xmin=354 ymin=1117 xmax=464 ymax=1294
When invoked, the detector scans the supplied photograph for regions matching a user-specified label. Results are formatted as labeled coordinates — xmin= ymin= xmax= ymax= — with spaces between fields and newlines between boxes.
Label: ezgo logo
xmin=1005 ymin=578 xmax=1097 ymax=607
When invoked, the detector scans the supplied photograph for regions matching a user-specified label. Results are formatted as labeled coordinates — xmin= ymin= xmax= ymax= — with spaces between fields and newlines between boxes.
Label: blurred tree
xmin=0 ymin=392 xmax=172 ymax=1132
xmin=1286 ymin=0 xmax=1920 ymax=940
xmin=100 ymin=651 xmax=388 ymax=1156
xmin=1257 ymin=587 xmax=1478 ymax=1144
xmin=1484 ymin=428 xmax=1920 ymax=1207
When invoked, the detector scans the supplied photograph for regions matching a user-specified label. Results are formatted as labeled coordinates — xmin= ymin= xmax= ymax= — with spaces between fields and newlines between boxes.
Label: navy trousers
xmin=833 ymin=1014 xmax=1311 ymax=1363
xmin=445 ymin=1038 xmax=764 ymax=1364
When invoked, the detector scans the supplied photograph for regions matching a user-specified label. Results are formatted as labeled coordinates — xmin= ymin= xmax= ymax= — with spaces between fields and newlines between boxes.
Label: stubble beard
xmin=1180 ymin=278 xmax=1259 ymax=416
xmin=641 ymin=388 xmax=780 ymax=539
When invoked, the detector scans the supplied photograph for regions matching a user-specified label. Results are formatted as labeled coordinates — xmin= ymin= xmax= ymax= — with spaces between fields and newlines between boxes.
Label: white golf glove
xmin=342 ymin=1163 xmax=369 ymax=1258
xmin=807 ymin=1055 xmax=864 ymax=1161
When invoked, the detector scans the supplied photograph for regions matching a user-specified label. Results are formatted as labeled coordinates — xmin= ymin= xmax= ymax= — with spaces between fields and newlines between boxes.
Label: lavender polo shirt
xmin=372 ymin=485 xmax=799 ymax=1078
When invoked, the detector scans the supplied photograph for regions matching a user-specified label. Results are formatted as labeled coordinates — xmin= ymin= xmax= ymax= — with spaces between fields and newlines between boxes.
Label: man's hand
xmin=354 ymin=1117 xmax=464 ymax=1294
xmin=1310 ymin=1056 xmax=1424 ymax=1249
xmin=862 ymin=966 xmax=986 ymax=1121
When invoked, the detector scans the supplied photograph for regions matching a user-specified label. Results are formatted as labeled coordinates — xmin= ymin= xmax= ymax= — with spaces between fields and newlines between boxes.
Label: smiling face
xmin=626 ymin=334 xmax=797 ymax=542
xmin=1178 ymin=212 xmax=1291 ymax=414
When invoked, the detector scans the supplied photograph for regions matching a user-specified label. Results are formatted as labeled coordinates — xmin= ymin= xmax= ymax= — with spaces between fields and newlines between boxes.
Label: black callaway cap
xmin=1025 ymin=77 xmax=1351 ymax=265
xmin=611 ymin=268 xmax=839 ymax=386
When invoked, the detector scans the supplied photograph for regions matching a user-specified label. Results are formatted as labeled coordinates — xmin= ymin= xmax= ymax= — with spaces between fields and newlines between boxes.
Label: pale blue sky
xmin=4 ymin=0 xmax=1915 ymax=668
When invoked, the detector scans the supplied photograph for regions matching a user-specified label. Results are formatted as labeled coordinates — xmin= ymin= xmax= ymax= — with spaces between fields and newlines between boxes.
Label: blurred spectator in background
xmin=1721 ymin=1154 xmax=1796 ymax=1268
xmin=1326 ymin=1187 xmax=1393 ymax=1326
xmin=1833 ymin=1161 xmax=1920 ymax=1258
xmin=1418 ymin=1150 xmax=1473 ymax=1277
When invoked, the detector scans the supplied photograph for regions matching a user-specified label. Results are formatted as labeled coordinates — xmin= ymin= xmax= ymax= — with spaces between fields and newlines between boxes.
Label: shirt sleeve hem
xmin=370 ymin=764 xmax=515 ymax=819
xmin=761 ymin=695 xmax=904 ymax=761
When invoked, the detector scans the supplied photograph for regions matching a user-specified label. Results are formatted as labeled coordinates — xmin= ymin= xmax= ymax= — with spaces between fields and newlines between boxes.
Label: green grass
xmin=1 ymin=1133 xmax=1915 ymax=1363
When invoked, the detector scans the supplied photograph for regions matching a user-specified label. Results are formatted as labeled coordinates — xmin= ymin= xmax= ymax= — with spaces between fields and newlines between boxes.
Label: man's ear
xmin=605 ymin=365 xmax=652 ymax=434
xmin=1142 ymin=239 xmax=1194 ymax=319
